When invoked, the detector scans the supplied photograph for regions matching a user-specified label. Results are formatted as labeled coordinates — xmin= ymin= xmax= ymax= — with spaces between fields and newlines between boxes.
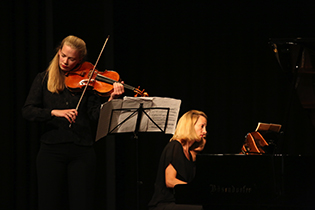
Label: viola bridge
xmin=79 ymin=79 xmax=95 ymax=86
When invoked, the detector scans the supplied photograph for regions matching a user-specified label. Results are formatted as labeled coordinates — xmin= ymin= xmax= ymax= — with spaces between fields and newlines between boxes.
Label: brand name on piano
xmin=209 ymin=184 xmax=252 ymax=193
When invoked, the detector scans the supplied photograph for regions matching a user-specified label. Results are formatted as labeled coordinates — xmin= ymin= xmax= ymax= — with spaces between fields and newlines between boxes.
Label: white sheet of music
xmin=95 ymin=96 xmax=181 ymax=141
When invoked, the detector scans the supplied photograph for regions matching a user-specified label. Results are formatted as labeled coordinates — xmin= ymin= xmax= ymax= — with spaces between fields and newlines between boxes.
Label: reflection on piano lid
xmin=174 ymin=154 xmax=315 ymax=209
xmin=269 ymin=37 xmax=315 ymax=46
xmin=269 ymin=37 xmax=315 ymax=126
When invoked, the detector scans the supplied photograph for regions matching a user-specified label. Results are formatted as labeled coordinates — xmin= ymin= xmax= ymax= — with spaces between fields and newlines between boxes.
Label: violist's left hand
xmin=108 ymin=81 xmax=125 ymax=101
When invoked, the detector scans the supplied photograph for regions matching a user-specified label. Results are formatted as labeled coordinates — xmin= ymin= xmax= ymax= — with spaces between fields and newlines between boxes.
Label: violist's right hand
xmin=51 ymin=109 xmax=78 ymax=123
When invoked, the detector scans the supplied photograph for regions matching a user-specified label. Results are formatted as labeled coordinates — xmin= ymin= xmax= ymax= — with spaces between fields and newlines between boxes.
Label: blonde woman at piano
xmin=148 ymin=110 xmax=207 ymax=210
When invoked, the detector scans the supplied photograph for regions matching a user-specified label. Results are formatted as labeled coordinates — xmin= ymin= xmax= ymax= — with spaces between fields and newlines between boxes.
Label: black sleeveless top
xmin=148 ymin=140 xmax=196 ymax=207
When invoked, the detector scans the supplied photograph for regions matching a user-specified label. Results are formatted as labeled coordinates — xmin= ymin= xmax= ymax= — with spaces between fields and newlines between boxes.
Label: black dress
xmin=148 ymin=140 xmax=203 ymax=210
xmin=22 ymin=71 xmax=103 ymax=210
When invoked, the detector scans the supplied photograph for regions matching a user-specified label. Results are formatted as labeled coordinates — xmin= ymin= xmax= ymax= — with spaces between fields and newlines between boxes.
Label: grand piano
xmin=175 ymin=38 xmax=315 ymax=210
xmin=174 ymin=154 xmax=315 ymax=210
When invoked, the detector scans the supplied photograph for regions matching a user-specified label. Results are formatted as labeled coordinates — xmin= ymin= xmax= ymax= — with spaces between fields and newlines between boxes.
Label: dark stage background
xmin=2 ymin=0 xmax=315 ymax=210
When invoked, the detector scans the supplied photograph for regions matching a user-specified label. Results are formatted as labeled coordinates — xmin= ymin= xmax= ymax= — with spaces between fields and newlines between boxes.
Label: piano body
xmin=174 ymin=38 xmax=315 ymax=209
xmin=174 ymin=154 xmax=315 ymax=210
xmin=174 ymin=39 xmax=315 ymax=209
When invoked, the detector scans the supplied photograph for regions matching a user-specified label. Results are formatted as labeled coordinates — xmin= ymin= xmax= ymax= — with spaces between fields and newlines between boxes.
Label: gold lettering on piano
xmin=209 ymin=184 xmax=252 ymax=193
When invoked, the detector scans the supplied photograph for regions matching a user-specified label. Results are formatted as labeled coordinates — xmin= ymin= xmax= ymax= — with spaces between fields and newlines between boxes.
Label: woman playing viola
xmin=22 ymin=35 xmax=124 ymax=210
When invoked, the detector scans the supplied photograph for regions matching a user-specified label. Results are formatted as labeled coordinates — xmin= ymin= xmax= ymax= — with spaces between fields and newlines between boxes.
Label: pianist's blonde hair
xmin=171 ymin=110 xmax=207 ymax=145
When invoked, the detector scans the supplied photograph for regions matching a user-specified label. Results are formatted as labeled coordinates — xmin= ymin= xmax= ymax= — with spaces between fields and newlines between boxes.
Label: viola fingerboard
xmin=95 ymin=74 xmax=135 ymax=91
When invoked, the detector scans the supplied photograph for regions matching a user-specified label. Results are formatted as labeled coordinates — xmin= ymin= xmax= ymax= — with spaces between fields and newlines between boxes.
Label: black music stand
xmin=96 ymin=97 xmax=181 ymax=210
xmin=110 ymin=103 xmax=169 ymax=210
xmin=107 ymin=103 xmax=169 ymax=138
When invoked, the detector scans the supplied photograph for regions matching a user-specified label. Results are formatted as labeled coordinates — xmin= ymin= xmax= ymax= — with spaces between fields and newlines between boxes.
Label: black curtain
xmin=2 ymin=1 xmax=50 ymax=209
xmin=2 ymin=0 xmax=315 ymax=210
xmin=113 ymin=1 xmax=315 ymax=154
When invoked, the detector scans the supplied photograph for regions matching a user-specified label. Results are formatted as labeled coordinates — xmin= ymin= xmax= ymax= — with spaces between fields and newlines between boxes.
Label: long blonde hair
xmin=171 ymin=110 xmax=207 ymax=145
xmin=46 ymin=35 xmax=87 ymax=93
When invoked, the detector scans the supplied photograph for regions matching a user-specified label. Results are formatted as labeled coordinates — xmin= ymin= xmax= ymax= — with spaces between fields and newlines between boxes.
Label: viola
xmin=65 ymin=61 xmax=149 ymax=97
xmin=66 ymin=35 xmax=148 ymax=125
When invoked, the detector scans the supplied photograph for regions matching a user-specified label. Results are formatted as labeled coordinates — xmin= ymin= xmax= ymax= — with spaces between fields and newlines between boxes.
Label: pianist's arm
xmin=165 ymin=163 xmax=187 ymax=188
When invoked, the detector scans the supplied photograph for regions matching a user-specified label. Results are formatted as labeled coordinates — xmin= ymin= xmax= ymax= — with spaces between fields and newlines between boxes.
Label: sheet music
xmin=145 ymin=97 xmax=182 ymax=134
xmin=117 ymin=97 xmax=153 ymax=133
xmin=95 ymin=97 xmax=181 ymax=141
